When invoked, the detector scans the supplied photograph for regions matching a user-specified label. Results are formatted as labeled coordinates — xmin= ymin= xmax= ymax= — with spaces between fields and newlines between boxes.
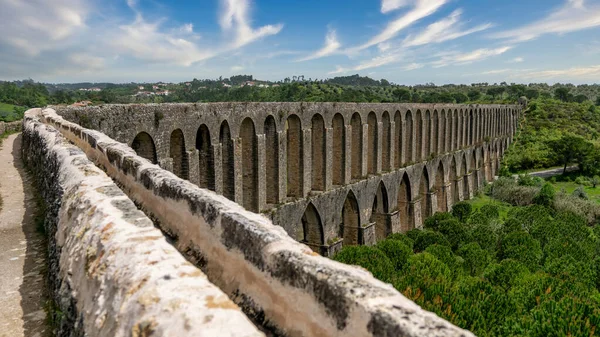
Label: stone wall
xmin=21 ymin=109 xmax=264 ymax=337
xmin=0 ymin=120 xmax=22 ymax=135
xmin=39 ymin=107 xmax=474 ymax=337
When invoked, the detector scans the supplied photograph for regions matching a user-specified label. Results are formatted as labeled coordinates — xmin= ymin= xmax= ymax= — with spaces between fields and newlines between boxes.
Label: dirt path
xmin=0 ymin=133 xmax=49 ymax=337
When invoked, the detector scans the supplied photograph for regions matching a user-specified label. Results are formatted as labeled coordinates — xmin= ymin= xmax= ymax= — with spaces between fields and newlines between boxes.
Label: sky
xmin=1 ymin=0 xmax=600 ymax=84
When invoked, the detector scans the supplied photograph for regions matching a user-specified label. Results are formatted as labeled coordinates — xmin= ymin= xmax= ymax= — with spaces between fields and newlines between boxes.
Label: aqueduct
xmin=22 ymin=102 xmax=519 ymax=336
xmin=60 ymin=102 xmax=518 ymax=256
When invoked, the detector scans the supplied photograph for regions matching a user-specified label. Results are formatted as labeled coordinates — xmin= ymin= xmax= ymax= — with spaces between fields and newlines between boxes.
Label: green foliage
xmin=424 ymin=244 xmax=462 ymax=274
xmin=396 ymin=252 xmax=452 ymax=288
xmin=485 ymin=259 xmax=530 ymax=290
xmin=333 ymin=246 xmax=394 ymax=282
xmin=438 ymin=219 xmax=469 ymax=250
xmin=533 ymin=183 xmax=555 ymax=207
xmin=423 ymin=212 xmax=454 ymax=231
xmin=517 ymin=174 xmax=544 ymax=187
xmin=573 ymin=185 xmax=589 ymax=200
xmin=451 ymin=202 xmax=472 ymax=222
xmin=458 ymin=243 xmax=491 ymax=276
xmin=375 ymin=239 xmax=413 ymax=271
xmin=386 ymin=233 xmax=415 ymax=250
xmin=498 ymin=231 xmax=543 ymax=271
xmin=413 ymin=230 xmax=451 ymax=252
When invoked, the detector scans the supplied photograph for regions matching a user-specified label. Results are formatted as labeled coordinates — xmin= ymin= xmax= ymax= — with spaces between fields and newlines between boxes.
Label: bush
xmin=423 ymin=212 xmax=454 ymax=231
xmin=386 ymin=233 xmax=415 ymax=250
xmin=518 ymin=174 xmax=544 ymax=187
xmin=438 ymin=219 xmax=469 ymax=250
xmin=452 ymin=202 xmax=473 ymax=222
xmin=413 ymin=230 xmax=451 ymax=252
xmin=375 ymin=239 xmax=413 ymax=271
xmin=424 ymin=244 xmax=462 ymax=275
xmin=533 ymin=183 xmax=555 ymax=207
xmin=544 ymin=255 xmax=597 ymax=288
xmin=574 ymin=176 xmax=591 ymax=186
xmin=458 ymin=242 xmax=491 ymax=276
xmin=480 ymin=204 xmax=500 ymax=220
xmin=484 ymin=259 xmax=530 ymax=290
xmin=502 ymin=218 xmax=524 ymax=235
xmin=333 ymin=246 xmax=394 ymax=282
xmin=398 ymin=252 xmax=452 ymax=287
xmin=553 ymin=194 xmax=600 ymax=225
xmin=470 ymin=223 xmax=499 ymax=254
xmin=572 ymin=186 xmax=589 ymax=200
xmin=405 ymin=229 xmax=422 ymax=242
xmin=490 ymin=178 xmax=539 ymax=206
xmin=498 ymin=231 xmax=543 ymax=271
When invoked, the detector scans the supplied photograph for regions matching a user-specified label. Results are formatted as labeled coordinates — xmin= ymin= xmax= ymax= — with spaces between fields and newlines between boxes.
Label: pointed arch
xmin=398 ymin=173 xmax=413 ymax=232
xmin=367 ymin=111 xmax=378 ymax=175
xmin=342 ymin=190 xmax=361 ymax=246
xmin=436 ymin=162 xmax=447 ymax=213
xmin=196 ymin=125 xmax=214 ymax=190
xmin=405 ymin=110 xmax=413 ymax=163
xmin=170 ymin=129 xmax=188 ymax=180
xmin=420 ymin=167 xmax=431 ymax=220
xmin=394 ymin=111 xmax=402 ymax=168
xmin=371 ymin=181 xmax=390 ymax=242
xmin=382 ymin=111 xmax=391 ymax=171
xmin=220 ymin=121 xmax=235 ymax=201
xmin=440 ymin=110 xmax=447 ymax=153
xmin=287 ymin=114 xmax=303 ymax=198
xmin=462 ymin=153 xmax=469 ymax=200
xmin=351 ymin=112 xmax=363 ymax=179
xmin=453 ymin=109 xmax=459 ymax=150
xmin=415 ymin=110 xmax=423 ymax=161
xmin=469 ymin=109 xmax=474 ymax=146
xmin=132 ymin=132 xmax=157 ymax=164
xmin=332 ymin=113 xmax=345 ymax=186
xmin=241 ymin=118 xmax=258 ymax=212
xmin=424 ymin=110 xmax=431 ymax=157
xmin=265 ymin=116 xmax=279 ymax=203
xmin=431 ymin=110 xmax=438 ymax=156
xmin=301 ymin=203 xmax=324 ymax=252
xmin=311 ymin=114 xmax=326 ymax=191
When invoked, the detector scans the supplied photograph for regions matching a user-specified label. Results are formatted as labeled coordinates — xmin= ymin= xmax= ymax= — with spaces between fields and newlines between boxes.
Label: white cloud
xmin=522 ymin=65 xmax=600 ymax=80
xmin=219 ymin=0 xmax=283 ymax=48
xmin=180 ymin=23 xmax=194 ymax=34
xmin=492 ymin=0 xmax=600 ymax=42
xmin=431 ymin=46 xmax=512 ymax=67
xmin=508 ymin=57 xmax=524 ymax=63
xmin=329 ymin=54 xmax=402 ymax=74
xmin=231 ymin=65 xmax=244 ymax=71
xmin=381 ymin=0 xmax=412 ymax=13
xmin=403 ymin=9 xmax=492 ymax=47
xmin=297 ymin=28 xmax=341 ymax=61
xmin=402 ymin=62 xmax=424 ymax=71
xmin=69 ymin=53 xmax=105 ymax=70
xmin=481 ymin=69 xmax=510 ymax=75
xmin=355 ymin=0 xmax=448 ymax=51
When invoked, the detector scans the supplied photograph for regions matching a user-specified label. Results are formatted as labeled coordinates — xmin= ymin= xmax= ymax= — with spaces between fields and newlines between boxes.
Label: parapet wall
xmin=38 ymin=107 xmax=474 ymax=337
xmin=0 ymin=120 xmax=22 ymax=135
xmin=22 ymin=109 xmax=263 ymax=337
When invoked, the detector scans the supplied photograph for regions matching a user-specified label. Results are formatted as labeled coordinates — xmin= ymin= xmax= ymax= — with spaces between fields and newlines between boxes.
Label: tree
xmin=452 ymin=92 xmax=469 ymax=103
xmin=548 ymin=134 xmax=589 ymax=174
xmin=574 ymin=94 xmax=588 ymax=103
xmin=524 ymin=88 xmax=539 ymax=100
xmin=554 ymin=87 xmax=571 ymax=102
xmin=596 ymin=96 xmax=600 ymax=106
xmin=467 ymin=89 xmax=482 ymax=101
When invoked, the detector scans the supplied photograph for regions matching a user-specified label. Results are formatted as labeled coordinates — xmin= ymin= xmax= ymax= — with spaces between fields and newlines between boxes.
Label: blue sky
xmin=1 ymin=0 xmax=600 ymax=84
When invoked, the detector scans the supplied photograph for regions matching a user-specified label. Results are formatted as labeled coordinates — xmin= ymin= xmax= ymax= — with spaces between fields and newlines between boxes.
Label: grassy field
xmin=0 ymin=102 xmax=17 ymax=113
xmin=551 ymin=181 xmax=600 ymax=203
xmin=467 ymin=193 xmax=513 ymax=220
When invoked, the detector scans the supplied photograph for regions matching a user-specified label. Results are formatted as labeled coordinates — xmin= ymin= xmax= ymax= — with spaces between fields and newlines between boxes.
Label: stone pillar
xmin=344 ymin=125 xmax=352 ymax=184
xmin=188 ymin=149 xmax=199 ymax=185
xmin=376 ymin=122 xmax=383 ymax=173
xmin=389 ymin=210 xmax=400 ymax=234
xmin=257 ymin=134 xmax=267 ymax=211
xmin=389 ymin=121 xmax=396 ymax=171
xmin=233 ymin=138 xmax=244 ymax=205
xmin=303 ymin=129 xmax=312 ymax=197
xmin=360 ymin=223 xmax=377 ymax=246
xmin=412 ymin=200 xmax=423 ymax=229
xmin=428 ymin=191 xmax=437 ymax=218
xmin=214 ymin=144 xmax=223 ymax=194
xmin=361 ymin=124 xmax=368 ymax=177
xmin=324 ymin=127 xmax=333 ymax=191
xmin=465 ymin=173 xmax=473 ymax=199
xmin=456 ymin=177 xmax=465 ymax=201
xmin=400 ymin=121 xmax=407 ymax=165
xmin=278 ymin=131 xmax=287 ymax=203
xmin=443 ymin=183 xmax=453 ymax=211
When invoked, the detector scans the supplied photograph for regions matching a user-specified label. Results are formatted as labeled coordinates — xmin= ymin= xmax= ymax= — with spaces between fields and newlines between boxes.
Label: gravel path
xmin=0 ymin=133 xmax=49 ymax=337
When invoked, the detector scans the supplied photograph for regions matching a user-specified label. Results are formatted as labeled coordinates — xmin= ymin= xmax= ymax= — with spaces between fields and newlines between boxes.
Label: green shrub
xmin=424 ymin=244 xmax=462 ymax=275
xmin=544 ymin=255 xmax=597 ymax=288
xmin=398 ymin=252 xmax=452 ymax=287
xmin=574 ymin=176 xmax=591 ymax=186
xmin=502 ymin=218 xmax=524 ymax=235
xmin=423 ymin=212 xmax=454 ymax=231
xmin=405 ymin=229 xmax=422 ymax=242
xmin=452 ymin=202 xmax=473 ymax=222
xmin=386 ymin=233 xmax=414 ymax=250
xmin=518 ymin=174 xmax=544 ymax=187
xmin=333 ymin=246 xmax=394 ymax=282
xmin=484 ymin=259 xmax=530 ymax=290
xmin=470 ymin=223 xmax=499 ymax=254
xmin=572 ymin=186 xmax=589 ymax=200
xmin=498 ymin=231 xmax=543 ymax=271
xmin=413 ymin=230 xmax=451 ymax=252
xmin=375 ymin=239 xmax=413 ymax=271
xmin=533 ymin=183 xmax=555 ymax=207
xmin=490 ymin=178 xmax=540 ymax=206
xmin=458 ymin=242 xmax=491 ymax=276
xmin=438 ymin=219 xmax=469 ymax=250
xmin=480 ymin=204 xmax=500 ymax=220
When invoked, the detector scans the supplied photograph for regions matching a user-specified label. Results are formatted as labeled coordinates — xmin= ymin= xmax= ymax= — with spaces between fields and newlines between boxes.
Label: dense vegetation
xmin=334 ymin=179 xmax=600 ymax=336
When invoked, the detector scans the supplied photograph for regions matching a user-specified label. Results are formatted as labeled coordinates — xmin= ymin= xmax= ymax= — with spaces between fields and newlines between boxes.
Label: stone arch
xmin=398 ymin=173 xmax=413 ymax=232
xmin=311 ymin=114 xmax=326 ymax=191
xmin=371 ymin=181 xmax=390 ymax=242
xmin=381 ymin=111 xmax=391 ymax=171
xmin=394 ymin=111 xmax=403 ymax=168
xmin=469 ymin=109 xmax=474 ymax=146
xmin=470 ymin=153 xmax=478 ymax=194
xmin=351 ymin=112 xmax=363 ymax=179
xmin=220 ymin=121 xmax=235 ymax=201
xmin=415 ymin=110 xmax=423 ymax=161
xmin=431 ymin=110 xmax=438 ymax=156
xmin=367 ymin=111 xmax=378 ymax=175
xmin=132 ymin=131 xmax=157 ymax=164
xmin=342 ymin=190 xmax=361 ymax=246
xmin=420 ymin=167 xmax=431 ymax=220
xmin=440 ymin=110 xmax=447 ymax=153
xmin=436 ymin=162 xmax=447 ymax=213
xmin=461 ymin=153 xmax=469 ymax=200
xmin=453 ymin=109 xmax=459 ymax=150
xmin=170 ymin=129 xmax=188 ymax=180
xmin=332 ymin=113 xmax=345 ymax=186
xmin=450 ymin=156 xmax=459 ymax=204
xmin=405 ymin=110 xmax=414 ymax=163
xmin=424 ymin=110 xmax=431 ymax=157
xmin=264 ymin=116 xmax=279 ymax=204
xmin=196 ymin=125 xmax=214 ymax=190
xmin=486 ymin=145 xmax=493 ymax=181
xmin=287 ymin=114 xmax=303 ymax=198
xmin=240 ymin=118 xmax=258 ymax=212
xmin=301 ymin=203 xmax=324 ymax=252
